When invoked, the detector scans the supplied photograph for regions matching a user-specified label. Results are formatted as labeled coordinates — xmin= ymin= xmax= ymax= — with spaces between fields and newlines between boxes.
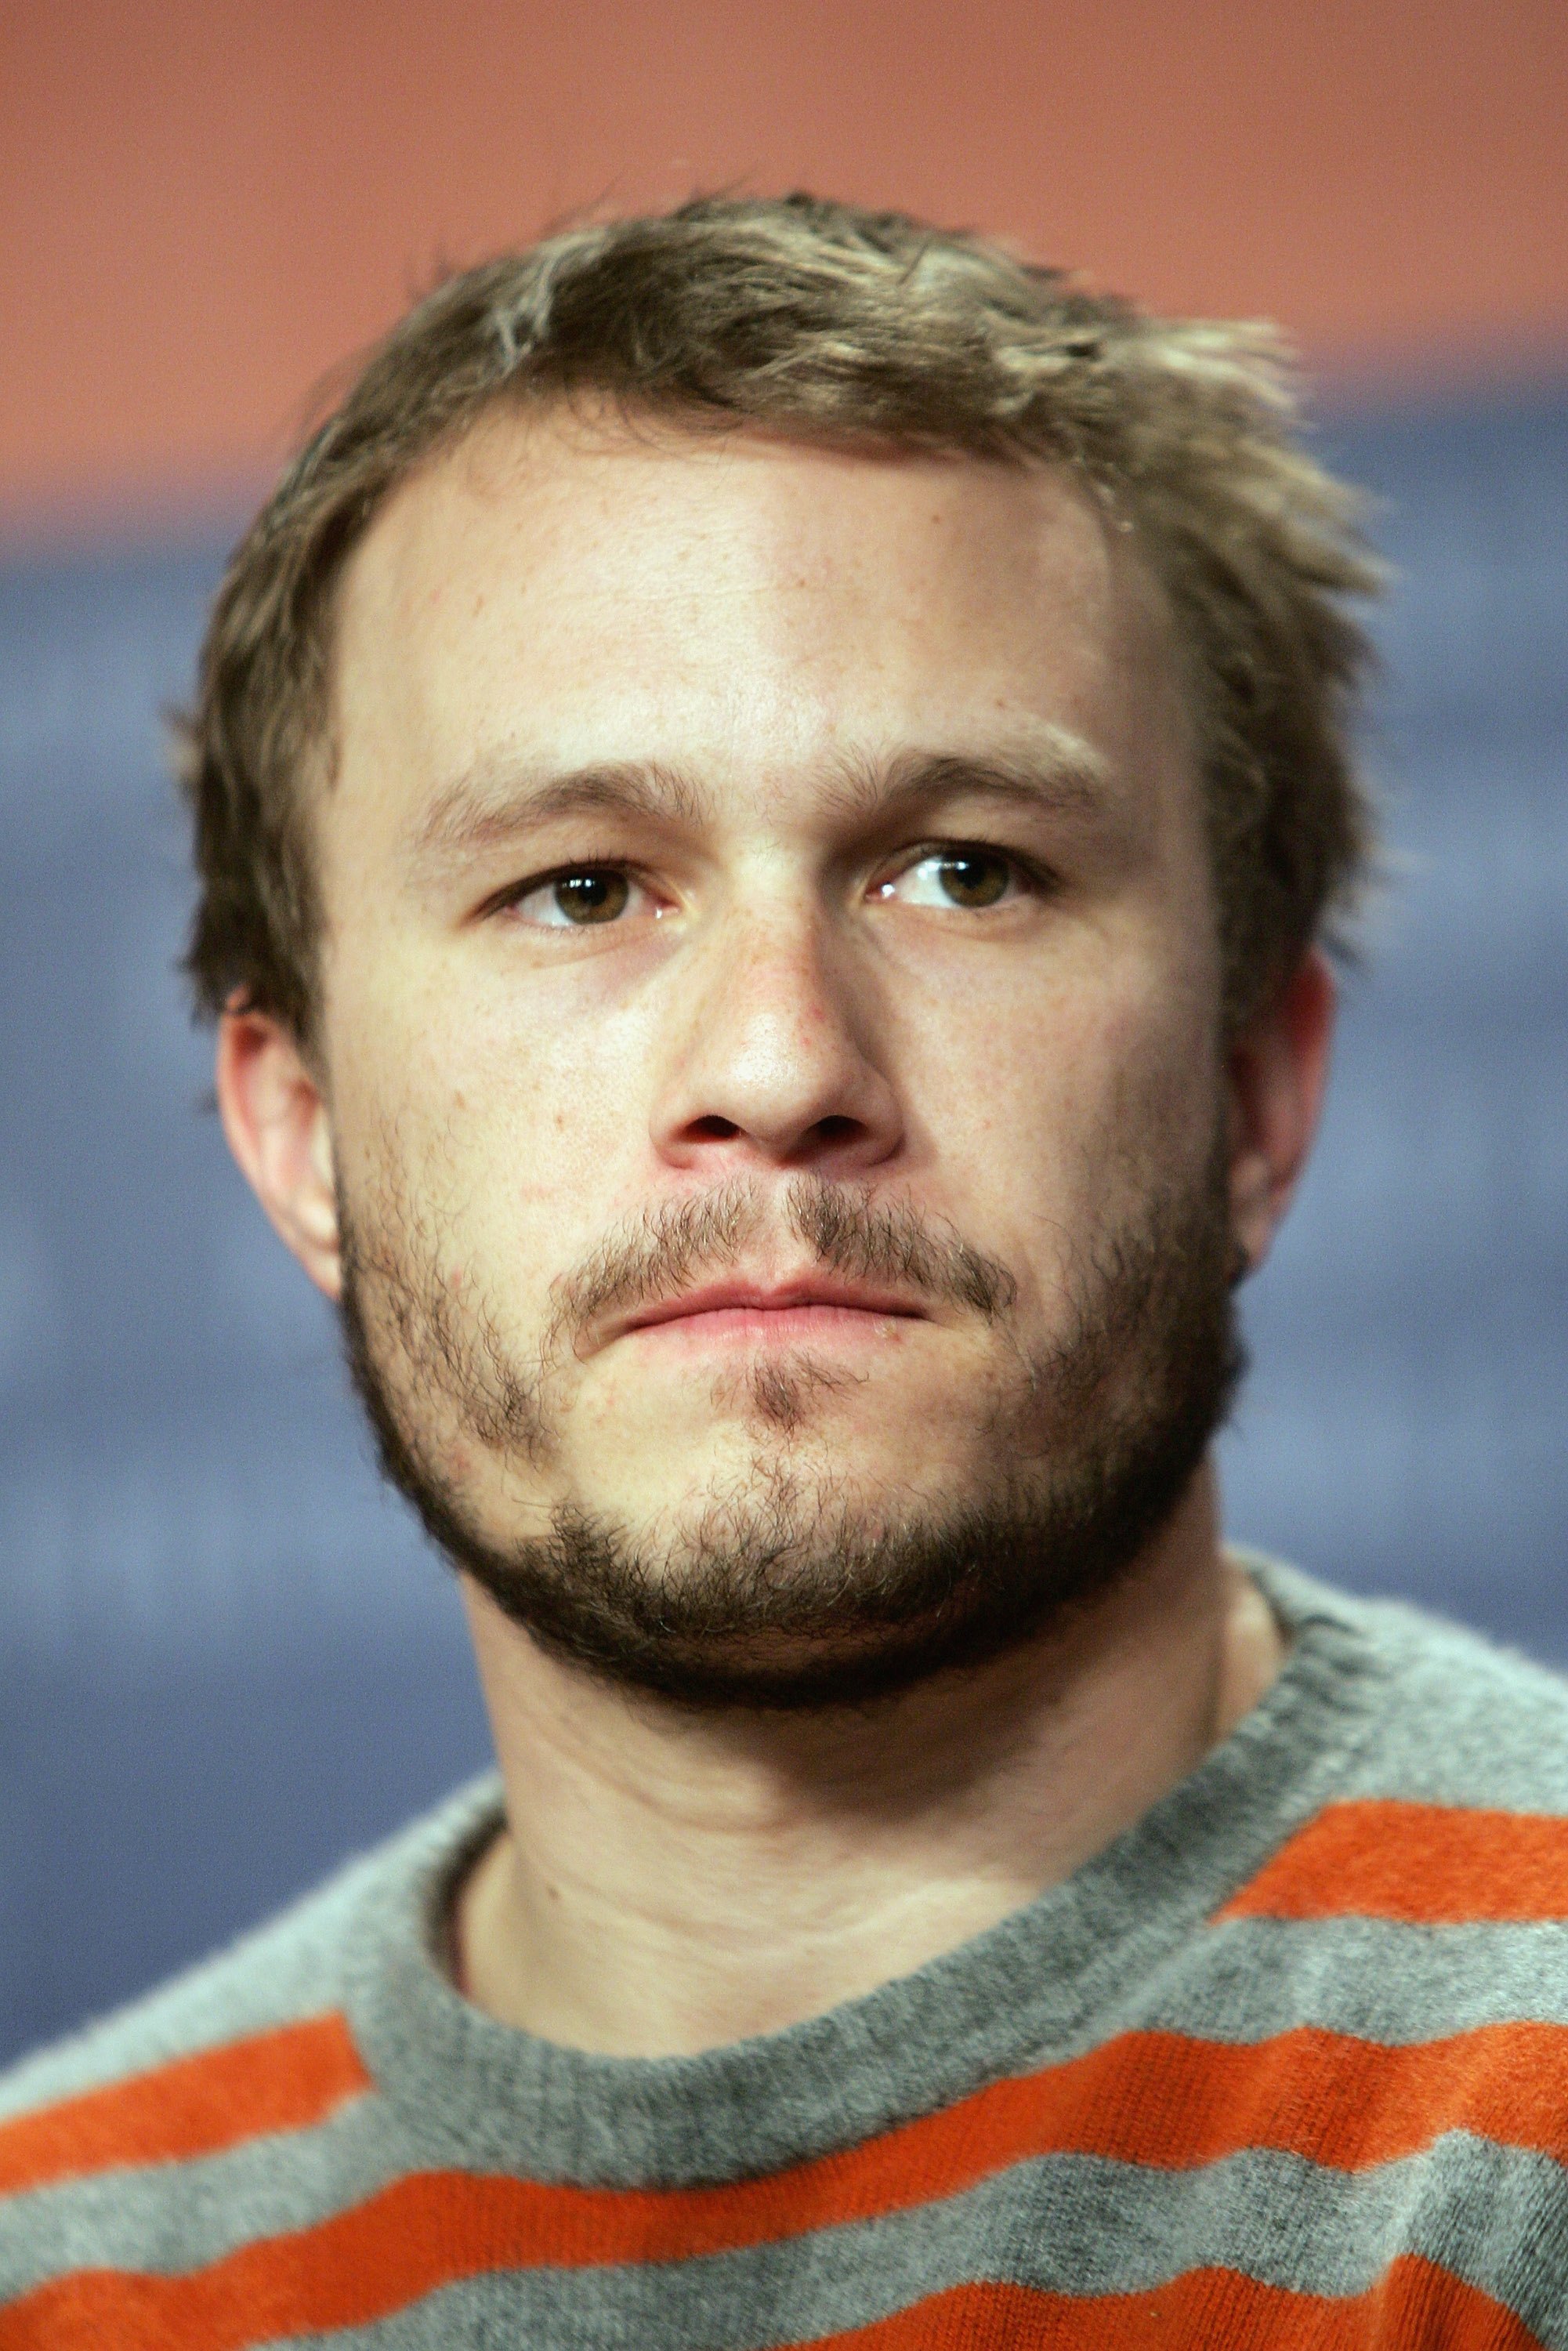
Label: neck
xmin=452 ymin=1465 xmax=1282 ymax=2056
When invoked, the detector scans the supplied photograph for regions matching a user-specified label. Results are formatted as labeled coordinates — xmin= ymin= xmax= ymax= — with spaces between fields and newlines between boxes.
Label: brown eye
xmin=877 ymin=846 xmax=1023 ymax=912
xmin=508 ymin=864 xmax=657 ymax=931
xmin=935 ymin=850 xmax=1012 ymax=908
xmin=552 ymin=870 xmax=630 ymax=924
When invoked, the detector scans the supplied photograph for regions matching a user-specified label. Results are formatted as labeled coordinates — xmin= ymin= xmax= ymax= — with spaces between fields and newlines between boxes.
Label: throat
xmin=447 ymin=1490 xmax=1282 ymax=2057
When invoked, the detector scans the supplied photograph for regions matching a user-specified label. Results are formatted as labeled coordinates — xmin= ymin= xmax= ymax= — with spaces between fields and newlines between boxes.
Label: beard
xmin=338 ymin=1147 xmax=1244 ymax=1712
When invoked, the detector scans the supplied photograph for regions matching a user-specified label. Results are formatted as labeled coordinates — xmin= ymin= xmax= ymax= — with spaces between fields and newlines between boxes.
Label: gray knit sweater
xmin=3 ymin=1559 xmax=1568 ymax=2347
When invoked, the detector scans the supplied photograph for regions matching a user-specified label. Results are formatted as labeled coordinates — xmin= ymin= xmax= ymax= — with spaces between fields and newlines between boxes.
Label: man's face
xmin=306 ymin=408 xmax=1239 ymax=1701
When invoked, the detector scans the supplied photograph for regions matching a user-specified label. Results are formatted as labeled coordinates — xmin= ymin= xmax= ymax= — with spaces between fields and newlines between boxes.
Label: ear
xmin=1226 ymin=948 xmax=1336 ymax=1277
xmin=215 ymin=1006 xmax=342 ymax=1301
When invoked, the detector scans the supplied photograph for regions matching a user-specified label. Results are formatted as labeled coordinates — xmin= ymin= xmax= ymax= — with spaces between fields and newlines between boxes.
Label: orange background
xmin=2 ymin=0 xmax=1566 ymax=533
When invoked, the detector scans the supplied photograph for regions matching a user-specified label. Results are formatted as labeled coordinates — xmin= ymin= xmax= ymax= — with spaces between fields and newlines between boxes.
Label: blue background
xmin=2 ymin=390 xmax=1565 ymax=2067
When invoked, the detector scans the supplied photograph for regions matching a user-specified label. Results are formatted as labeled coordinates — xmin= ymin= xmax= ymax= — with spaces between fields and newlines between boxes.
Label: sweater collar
xmin=345 ymin=1559 xmax=1385 ymax=2186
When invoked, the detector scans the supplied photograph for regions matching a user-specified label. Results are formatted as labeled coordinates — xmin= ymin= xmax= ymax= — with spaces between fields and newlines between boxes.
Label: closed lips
xmin=618 ymin=1283 xmax=930 ymax=1335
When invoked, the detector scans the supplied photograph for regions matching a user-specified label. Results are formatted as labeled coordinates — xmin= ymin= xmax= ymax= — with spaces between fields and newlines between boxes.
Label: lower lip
xmin=627 ymin=1304 xmax=922 ymax=1346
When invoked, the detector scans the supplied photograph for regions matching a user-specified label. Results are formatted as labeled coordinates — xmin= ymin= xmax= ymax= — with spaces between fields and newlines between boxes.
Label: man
xmin=2 ymin=194 xmax=1565 ymax=2347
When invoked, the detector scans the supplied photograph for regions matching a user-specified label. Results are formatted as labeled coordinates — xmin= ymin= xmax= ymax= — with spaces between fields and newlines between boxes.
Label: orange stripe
xmin=5 ymin=2020 xmax=1568 ymax=2344
xmin=2 ymin=2251 xmax=1541 ymax=2351
xmin=778 ymin=2262 xmax=1544 ymax=2349
xmin=0 ymin=2015 xmax=371 ymax=2196
xmin=1216 ymin=1801 xmax=1568 ymax=1924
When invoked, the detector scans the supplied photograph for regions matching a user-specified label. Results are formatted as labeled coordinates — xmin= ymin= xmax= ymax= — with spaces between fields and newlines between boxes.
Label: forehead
xmin=328 ymin=406 xmax=1186 ymax=817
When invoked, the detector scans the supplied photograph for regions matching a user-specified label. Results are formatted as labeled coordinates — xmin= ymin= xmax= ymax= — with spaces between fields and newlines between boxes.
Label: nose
xmin=650 ymin=899 xmax=904 ymax=1176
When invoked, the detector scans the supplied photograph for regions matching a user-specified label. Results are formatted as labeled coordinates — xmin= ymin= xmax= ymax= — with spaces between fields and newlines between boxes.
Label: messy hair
xmin=179 ymin=192 xmax=1381 ymax=1042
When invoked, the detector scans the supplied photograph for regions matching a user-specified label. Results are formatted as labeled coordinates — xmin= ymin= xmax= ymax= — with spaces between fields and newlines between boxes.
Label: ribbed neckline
xmin=344 ymin=1559 xmax=1389 ymax=2187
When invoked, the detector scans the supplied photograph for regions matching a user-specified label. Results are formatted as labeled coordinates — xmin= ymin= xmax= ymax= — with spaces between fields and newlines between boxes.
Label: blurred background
xmin=2 ymin=0 xmax=1565 ymax=2064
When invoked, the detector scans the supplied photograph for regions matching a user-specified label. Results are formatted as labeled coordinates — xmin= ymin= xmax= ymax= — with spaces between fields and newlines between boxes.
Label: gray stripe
xmin=278 ymin=2135 xmax=1568 ymax=2351
xmin=1337 ymin=1581 xmax=1568 ymax=1817
xmin=0 ymin=2092 xmax=405 ymax=2298
xmin=10 ymin=2135 xmax=1568 ymax=2346
xmin=1150 ymin=1917 xmax=1568 ymax=2045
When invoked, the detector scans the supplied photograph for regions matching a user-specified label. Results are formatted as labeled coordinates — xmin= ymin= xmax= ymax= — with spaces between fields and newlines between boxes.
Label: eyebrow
xmin=407 ymin=723 xmax=1116 ymax=875
xmin=824 ymin=729 xmax=1114 ymax=828
xmin=411 ymin=757 xmax=712 ymax=865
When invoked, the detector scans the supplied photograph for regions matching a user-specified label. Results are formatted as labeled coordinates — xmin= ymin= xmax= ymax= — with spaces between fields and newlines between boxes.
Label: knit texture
xmin=4 ymin=1558 xmax=1568 ymax=2348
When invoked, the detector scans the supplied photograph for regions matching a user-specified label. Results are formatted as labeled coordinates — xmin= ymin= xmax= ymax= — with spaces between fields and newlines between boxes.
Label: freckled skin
xmin=312 ymin=410 xmax=1223 ymax=1555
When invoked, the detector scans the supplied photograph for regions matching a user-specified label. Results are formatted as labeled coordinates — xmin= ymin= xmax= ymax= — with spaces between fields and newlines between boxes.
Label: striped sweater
xmin=4 ymin=1560 xmax=1568 ymax=2348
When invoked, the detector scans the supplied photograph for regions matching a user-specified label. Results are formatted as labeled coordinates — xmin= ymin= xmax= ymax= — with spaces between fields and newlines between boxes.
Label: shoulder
xmin=1229 ymin=1563 xmax=1568 ymax=1938
xmin=1255 ymin=1557 xmax=1568 ymax=1810
xmin=1359 ymin=1593 xmax=1568 ymax=1812
xmin=0 ymin=1775 xmax=498 ymax=2125
xmin=2 ymin=1807 xmax=400 ymax=2130
xmin=1 ymin=1860 xmax=362 ymax=2136
xmin=0 ymin=1775 xmax=499 ymax=2299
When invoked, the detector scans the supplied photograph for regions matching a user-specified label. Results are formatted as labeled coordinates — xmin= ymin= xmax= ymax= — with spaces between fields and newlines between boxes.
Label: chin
xmin=602 ymin=1365 xmax=965 ymax=1461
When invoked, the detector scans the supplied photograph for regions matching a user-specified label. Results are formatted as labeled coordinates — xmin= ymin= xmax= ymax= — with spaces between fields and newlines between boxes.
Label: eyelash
xmin=879 ymin=841 xmax=1056 ymax=901
xmin=485 ymin=842 xmax=1054 ymax=924
xmin=483 ymin=863 xmax=662 ymax=924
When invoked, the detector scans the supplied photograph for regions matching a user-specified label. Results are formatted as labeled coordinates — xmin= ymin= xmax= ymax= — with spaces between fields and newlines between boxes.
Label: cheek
xmin=325 ymin=958 xmax=661 ymax=1299
xmin=931 ymin=937 xmax=1213 ymax=1136
xmin=913 ymin=936 xmax=1222 ymax=1266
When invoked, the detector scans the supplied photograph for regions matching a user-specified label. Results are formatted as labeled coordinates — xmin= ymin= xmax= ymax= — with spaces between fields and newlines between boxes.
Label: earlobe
xmin=1226 ymin=951 xmax=1336 ymax=1277
xmin=215 ymin=1007 xmax=342 ymax=1300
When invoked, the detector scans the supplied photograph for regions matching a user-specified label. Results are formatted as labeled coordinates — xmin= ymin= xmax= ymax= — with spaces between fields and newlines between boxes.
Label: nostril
xmin=810 ymin=1116 xmax=864 ymax=1148
xmin=687 ymin=1116 xmax=741 ymax=1141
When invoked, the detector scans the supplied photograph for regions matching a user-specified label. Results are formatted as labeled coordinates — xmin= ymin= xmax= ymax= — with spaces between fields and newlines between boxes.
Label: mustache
xmin=549 ymin=1176 xmax=1019 ymax=1347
